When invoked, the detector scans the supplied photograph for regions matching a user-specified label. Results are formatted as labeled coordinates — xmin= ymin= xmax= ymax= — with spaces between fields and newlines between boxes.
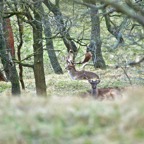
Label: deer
xmin=88 ymin=79 xmax=122 ymax=100
xmin=66 ymin=49 xmax=101 ymax=98
xmin=66 ymin=49 xmax=100 ymax=80
xmin=88 ymin=79 xmax=100 ymax=98
xmin=66 ymin=49 xmax=122 ymax=100
xmin=65 ymin=62 xmax=100 ymax=80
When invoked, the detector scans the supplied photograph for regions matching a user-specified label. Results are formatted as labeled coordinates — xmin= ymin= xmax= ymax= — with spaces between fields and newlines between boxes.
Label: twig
xmin=120 ymin=66 xmax=132 ymax=85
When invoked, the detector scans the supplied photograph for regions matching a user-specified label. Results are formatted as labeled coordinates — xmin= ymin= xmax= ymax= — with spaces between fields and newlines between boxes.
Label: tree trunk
xmin=15 ymin=6 xmax=25 ymax=90
xmin=3 ymin=18 xmax=21 ymax=95
xmin=43 ymin=13 xmax=63 ymax=74
xmin=0 ymin=1 xmax=8 ymax=79
xmin=89 ymin=5 xmax=106 ymax=69
xmin=43 ymin=0 xmax=77 ymax=55
xmin=9 ymin=66 xmax=21 ymax=95
xmin=0 ymin=1 xmax=20 ymax=95
xmin=32 ymin=0 xmax=47 ymax=96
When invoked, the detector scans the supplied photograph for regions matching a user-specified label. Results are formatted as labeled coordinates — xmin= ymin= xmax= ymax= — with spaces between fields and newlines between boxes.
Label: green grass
xmin=0 ymin=66 xmax=144 ymax=144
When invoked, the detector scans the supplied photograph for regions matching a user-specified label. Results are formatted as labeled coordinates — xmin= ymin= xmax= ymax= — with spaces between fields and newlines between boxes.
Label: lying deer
xmin=65 ymin=63 xmax=100 ymax=80
xmin=66 ymin=49 xmax=100 ymax=80
xmin=88 ymin=79 xmax=122 ymax=100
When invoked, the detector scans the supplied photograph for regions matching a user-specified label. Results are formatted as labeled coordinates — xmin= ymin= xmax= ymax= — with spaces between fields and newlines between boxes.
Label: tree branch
xmin=98 ymin=0 xmax=144 ymax=26
xmin=14 ymin=59 xmax=34 ymax=68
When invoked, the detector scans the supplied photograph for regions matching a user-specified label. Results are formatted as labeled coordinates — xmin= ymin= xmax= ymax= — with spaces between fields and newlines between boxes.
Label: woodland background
xmin=0 ymin=0 xmax=144 ymax=143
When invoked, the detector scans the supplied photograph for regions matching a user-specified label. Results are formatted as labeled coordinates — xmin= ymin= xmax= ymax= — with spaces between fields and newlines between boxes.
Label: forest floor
xmin=0 ymin=66 xmax=144 ymax=144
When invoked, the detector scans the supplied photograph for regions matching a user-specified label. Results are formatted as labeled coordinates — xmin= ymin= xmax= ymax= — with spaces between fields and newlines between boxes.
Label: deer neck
xmin=67 ymin=67 xmax=79 ymax=80
xmin=91 ymin=88 xmax=98 ymax=97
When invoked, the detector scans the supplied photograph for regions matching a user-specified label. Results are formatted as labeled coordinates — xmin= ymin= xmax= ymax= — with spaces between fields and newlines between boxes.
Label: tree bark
xmin=4 ymin=18 xmax=21 ymax=95
xmin=15 ymin=3 xmax=25 ymax=90
xmin=42 ymin=11 xmax=63 ymax=74
xmin=0 ymin=1 xmax=20 ymax=95
xmin=89 ymin=5 xmax=106 ymax=69
xmin=0 ymin=1 xmax=8 ymax=80
xmin=32 ymin=0 xmax=47 ymax=96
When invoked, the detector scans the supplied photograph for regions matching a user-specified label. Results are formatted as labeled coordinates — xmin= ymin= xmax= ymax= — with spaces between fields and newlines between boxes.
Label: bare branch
xmin=98 ymin=0 xmax=144 ymax=26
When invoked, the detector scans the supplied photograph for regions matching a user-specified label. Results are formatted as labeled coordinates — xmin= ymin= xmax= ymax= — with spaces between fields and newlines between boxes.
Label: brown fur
xmin=66 ymin=64 xmax=99 ymax=80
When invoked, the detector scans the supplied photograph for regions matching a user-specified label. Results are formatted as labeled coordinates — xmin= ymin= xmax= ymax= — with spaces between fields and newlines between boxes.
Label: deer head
xmin=88 ymin=79 xmax=100 ymax=97
xmin=88 ymin=79 xmax=100 ymax=89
